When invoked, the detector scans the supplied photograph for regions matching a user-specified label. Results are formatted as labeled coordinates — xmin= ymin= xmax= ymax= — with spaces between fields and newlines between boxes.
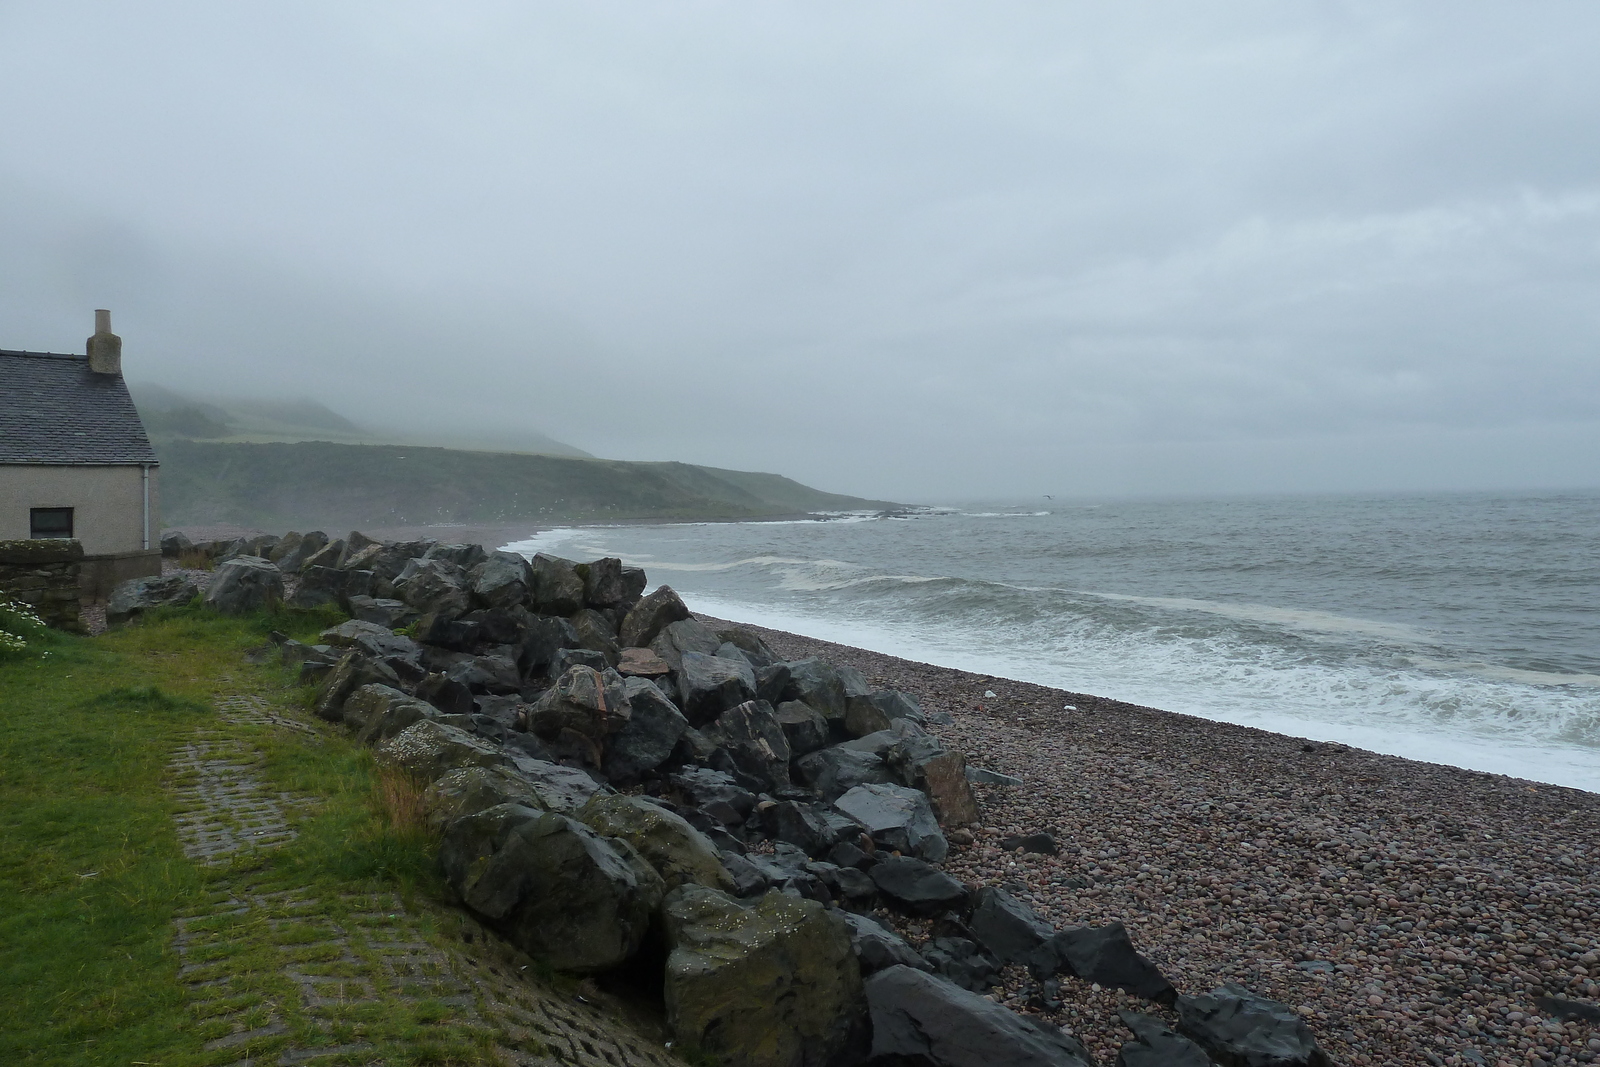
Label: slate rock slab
xmin=866 ymin=965 xmax=1094 ymax=1067
xmin=1031 ymin=922 xmax=1176 ymax=1004
xmin=838 ymin=911 xmax=931 ymax=975
xmin=834 ymin=782 xmax=948 ymax=862
xmin=1116 ymin=1011 xmax=1213 ymax=1067
xmin=869 ymin=855 xmax=969 ymax=917
xmin=602 ymin=677 xmax=689 ymax=782
xmin=969 ymin=886 xmax=1057 ymax=965
xmin=1176 ymin=983 xmax=1330 ymax=1067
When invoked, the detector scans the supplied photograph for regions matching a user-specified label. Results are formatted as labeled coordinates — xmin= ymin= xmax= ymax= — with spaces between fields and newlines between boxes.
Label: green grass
xmin=0 ymin=604 xmax=492 ymax=1066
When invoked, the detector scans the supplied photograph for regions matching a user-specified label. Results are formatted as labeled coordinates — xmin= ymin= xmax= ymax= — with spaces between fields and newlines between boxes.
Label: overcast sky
xmin=3 ymin=2 xmax=1598 ymax=501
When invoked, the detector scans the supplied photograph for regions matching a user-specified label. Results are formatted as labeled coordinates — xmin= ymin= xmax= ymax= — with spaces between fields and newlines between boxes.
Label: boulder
xmin=299 ymin=538 xmax=344 ymax=572
xmin=374 ymin=719 xmax=514 ymax=781
xmin=717 ymin=626 xmax=778 ymax=666
xmin=346 ymin=595 xmax=418 ymax=630
xmin=782 ymin=659 xmax=849 ymax=727
xmin=669 ymin=767 xmax=757 ymax=827
xmin=444 ymin=651 xmax=520 ymax=694
xmin=703 ymin=699 xmax=790 ymax=792
xmin=290 ymin=564 xmax=363 ymax=609
xmin=340 ymin=682 xmax=441 ymax=744
xmin=422 ymin=766 xmax=547 ymax=827
xmin=1116 ymin=1012 xmax=1213 ymax=1067
xmin=969 ymin=886 xmax=1057 ymax=966
xmin=839 ymin=911 xmax=932 ymax=975
xmin=617 ymin=646 xmax=672 ymax=678
xmin=570 ymin=608 xmax=621 ymax=666
xmin=865 ymin=965 xmax=1094 ymax=1067
xmin=469 ymin=552 xmax=532 ymax=610
xmin=1030 ymin=923 xmax=1175 ymax=1004
xmin=846 ymin=689 xmax=927 ymax=737
xmin=106 ymin=573 xmax=201 ymax=626
xmin=759 ymin=800 xmax=832 ymax=857
xmin=1176 ymin=984 xmax=1329 ymax=1067
xmin=575 ymin=794 xmax=735 ymax=892
xmin=834 ymin=783 xmax=948 ymax=862
xmin=721 ymin=851 xmax=771 ymax=897
xmin=618 ymin=584 xmax=691 ymax=648
xmin=527 ymin=666 xmax=630 ymax=748
xmin=440 ymin=803 xmax=663 ymax=974
xmin=503 ymin=755 xmax=610 ymax=813
xmin=662 ymin=885 xmax=866 ymax=1067
xmin=551 ymin=647 xmax=608 ymax=675
xmin=578 ymin=556 xmax=626 ymax=608
xmin=649 ymin=618 xmax=724 ymax=673
xmin=869 ymin=856 xmax=969 ymax=917
xmin=529 ymin=553 xmax=584 ymax=615
xmin=337 ymin=530 xmax=382 ymax=565
xmin=413 ymin=672 xmax=474 ymax=717
xmin=795 ymin=745 xmax=894 ymax=801
xmin=774 ymin=700 xmax=830 ymax=757
xmin=273 ymin=530 xmax=329 ymax=573
xmin=620 ymin=565 xmax=647 ymax=606
xmin=204 ymin=556 xmax=284 ymax=615
xmin=886 ymin=732 xmax=980 ymax=827
xmin=424 ymin=542 xmax=488 ymax=570
xmin=602 ymin=677 xmax=689 ymax=782
xmin=678 ymin=650 xmax=757 ymax=726
xmin=393 ymin=557 xmax=471 ymax=618
xmin=921 ymin=937 xmax=1003 ymax=993
xmin=159 ymin=530 xmax=193 ymax=557
xmin=518 ymin=615 xmax=581 ymax=677
xmin=755 ymin=661 xmax=792 ymax=706
xmin=313 ymin=651 xmax=401 ymax=722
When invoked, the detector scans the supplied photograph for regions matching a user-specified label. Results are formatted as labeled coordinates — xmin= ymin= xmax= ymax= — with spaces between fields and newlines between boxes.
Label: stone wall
xmin=0 ymin=539 xmax=84 ymax=632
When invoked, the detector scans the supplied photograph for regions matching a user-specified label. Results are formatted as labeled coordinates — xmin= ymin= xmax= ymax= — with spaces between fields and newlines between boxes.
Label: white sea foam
xmin=1083 ymin=591 xmax=1432 ymax=644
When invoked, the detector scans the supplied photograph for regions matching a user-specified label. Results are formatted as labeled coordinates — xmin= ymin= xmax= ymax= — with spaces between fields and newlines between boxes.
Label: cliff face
xmin=157 ymin=439 xmax=898 ymax=529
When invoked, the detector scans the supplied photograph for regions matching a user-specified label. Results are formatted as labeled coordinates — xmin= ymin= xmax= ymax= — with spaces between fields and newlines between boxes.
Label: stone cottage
xmin=1 ymin=310 xmax=162 ymax=596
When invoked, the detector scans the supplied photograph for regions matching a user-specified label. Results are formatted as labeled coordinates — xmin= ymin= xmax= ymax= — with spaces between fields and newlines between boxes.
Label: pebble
xmin=712 ymin=615 xmax=1600 ymax=1067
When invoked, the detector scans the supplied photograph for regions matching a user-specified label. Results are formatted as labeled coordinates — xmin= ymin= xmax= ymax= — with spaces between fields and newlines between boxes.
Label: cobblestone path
xmin=168 ymin=694 xmax=682 ymax=1067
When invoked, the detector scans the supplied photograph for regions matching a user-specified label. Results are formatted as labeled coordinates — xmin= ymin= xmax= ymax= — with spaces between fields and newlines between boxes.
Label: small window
xmin=30 ymin=507 xmax=74 ymax=539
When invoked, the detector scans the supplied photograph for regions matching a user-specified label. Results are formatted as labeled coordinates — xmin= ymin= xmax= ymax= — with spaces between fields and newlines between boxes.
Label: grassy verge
xmin=0 ymin=602 xmax=489 ymax=1066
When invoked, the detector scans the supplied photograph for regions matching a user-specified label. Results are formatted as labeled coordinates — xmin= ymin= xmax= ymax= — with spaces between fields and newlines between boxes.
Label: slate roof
xmin=0 ymin=349 xmax=159 ymax=465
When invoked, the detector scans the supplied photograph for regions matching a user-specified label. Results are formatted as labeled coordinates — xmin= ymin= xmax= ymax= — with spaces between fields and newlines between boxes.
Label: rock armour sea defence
xmin=127 ymin=532 xmax=1341 ymax=1067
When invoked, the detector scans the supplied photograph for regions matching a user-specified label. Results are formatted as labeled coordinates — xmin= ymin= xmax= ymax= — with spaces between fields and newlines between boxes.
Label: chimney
xmin=86 ymin=308 xmax=122 ymax=375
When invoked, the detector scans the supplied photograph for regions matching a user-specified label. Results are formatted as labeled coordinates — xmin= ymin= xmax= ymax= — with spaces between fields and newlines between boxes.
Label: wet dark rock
xmin=650 ymin=618 xmax=724 ymax=674
xmin=870 ymin=855 xmax=969 ymax=917
xmin=703 ymin=699 xmax=790 ymax=792
xmin=834 ymin=782 xmax=948 ymax=862
xmin=1000 ymin=832 xmax=1060 ymax=855
xmin=578 ymin=556 xmax=626 ymax=609
xmin=518 ymin=615 xmax=582 ymax=677
xmin=754 ymin=662 xmax=792 ymax=706
xmin=346 ymin=595 xmax=418 ymax=630
xmin=439 ymin=802 xmax=663 ymax=974
xmin=922 ymin=936 xmax=1003 ymax=993
xmin=529 ymin=553 xmax=585 ymax=616
xmin=570 ymin=607 xmax=621 ymax=666
xmin=424 ymin=542 xmax=488 ymax=570
xmin=885 ymin=730 xmax=980 ymax=827
xmin=865 ymin=965 xmax=1094 ymax=1067
xmin=774 ymin=700 xmax=830 ymax=757
xmin=618 ymin=584 xmax=691 ymax=648
xmin=1030 ymin=922 xmax=1176 ymax=1004
xmin=678 ymin=650 xmax=758 ymax=726
xmin=670 ymin=767 xmax=757 ymax=826
xmin=106 ymin=573 xmax=201 ymax=626
xmin=1176 ymin=983 xmax=1330 ymax=1067
xmin=794 ymin=745 xmax=894 ymax=801
xmin=602 ymin=677 xmax=689 ymax=783
xmin=527 ymin=665 xmax=630 ymax=749
xmin=969 ymin=886 xmax=1057 ymax=966
xmin=720 ymin=850 xmax=771 ymax=897
xmin=759 ymin=799 xmax=832 ymax=856
xmin=617 ymin=646 xmax=672 ymax=678
xmin=839 ymin=911 xmax=931 ymax=975
xmin=552 ymin=647 xmax=608 ymax=675
xmin=206 ymin=556 xmax=285 ymax=614
xmin=1116 ymin=1011 xmax=1213 ymax=1067
xmin=782 ymin=658 xmax=849 ymax=728
xmin=468 ymin=552 xmax=531 ymax=611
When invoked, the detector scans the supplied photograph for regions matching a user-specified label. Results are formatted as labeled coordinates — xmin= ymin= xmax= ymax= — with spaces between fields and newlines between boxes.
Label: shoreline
xmin=701 ymin=613 xmax=1600 ymax=1067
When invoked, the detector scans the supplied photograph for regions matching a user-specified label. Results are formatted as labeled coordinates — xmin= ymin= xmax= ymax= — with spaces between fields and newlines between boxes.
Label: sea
xmin=502 ymin=491 xmax=1600 ymax=794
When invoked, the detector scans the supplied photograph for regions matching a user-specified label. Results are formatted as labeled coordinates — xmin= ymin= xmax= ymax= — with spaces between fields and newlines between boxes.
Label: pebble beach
xmin=712 ymin=615 xmax=1600 ymax=1067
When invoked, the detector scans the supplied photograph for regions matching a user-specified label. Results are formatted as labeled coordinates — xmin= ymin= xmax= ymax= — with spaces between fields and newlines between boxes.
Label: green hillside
xmin=157 ymin=440 xmax=899 ymax=529
xmin=128 ymin=382 xmax=593 ymax=459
